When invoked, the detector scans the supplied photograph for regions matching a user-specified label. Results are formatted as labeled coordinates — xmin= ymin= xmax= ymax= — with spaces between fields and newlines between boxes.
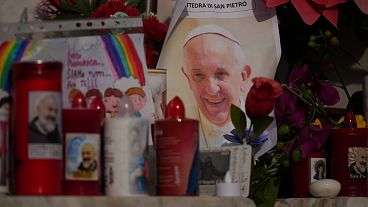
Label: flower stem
xmin=284 ymin=86 xmax=338 ymax=125
xmin=247 ymin=122 xmax=253 ymax=143
xmin=283 ymin=86 xmax=310 ymax=106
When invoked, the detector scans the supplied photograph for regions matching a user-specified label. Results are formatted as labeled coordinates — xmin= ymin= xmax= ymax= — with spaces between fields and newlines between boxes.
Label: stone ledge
xmin=275 ymin=197 xmax=368 ymax=207
xmin=0 ymin=195 xmax=255 ymax=207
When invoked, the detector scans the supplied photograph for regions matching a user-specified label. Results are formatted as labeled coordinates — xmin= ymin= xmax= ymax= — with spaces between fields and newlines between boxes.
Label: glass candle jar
xmin=11 ymin=61 xmax=63 ymax=195
xmin=62 ymin=109 xmax=104 ymax=195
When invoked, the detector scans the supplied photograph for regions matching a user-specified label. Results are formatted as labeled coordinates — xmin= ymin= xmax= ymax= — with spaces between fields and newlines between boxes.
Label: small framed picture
xmin=310 ymin=158 xmax=326 ymax=183
xmin=199 ymin=145 xmax=251 ymax=196
xmin=308 ymin=152 xmax=326 ymax=184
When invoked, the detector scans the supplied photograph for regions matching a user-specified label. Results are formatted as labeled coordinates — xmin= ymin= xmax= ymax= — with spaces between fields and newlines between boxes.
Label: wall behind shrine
xmin=0 ymin=0 xmax=38 ymax=23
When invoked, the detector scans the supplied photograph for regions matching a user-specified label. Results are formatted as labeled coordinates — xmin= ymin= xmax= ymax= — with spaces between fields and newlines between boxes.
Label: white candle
xmin=104 ymin=117 xmax=149 ymax=196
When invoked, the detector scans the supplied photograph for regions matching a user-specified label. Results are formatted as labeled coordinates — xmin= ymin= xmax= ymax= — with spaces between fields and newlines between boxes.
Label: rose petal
xmin=246 ymin=78 xmax=283 ymax=119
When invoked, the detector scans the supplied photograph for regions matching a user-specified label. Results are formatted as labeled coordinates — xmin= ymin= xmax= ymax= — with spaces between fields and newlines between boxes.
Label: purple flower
xmin=288 ymin=107 xmax=307 ymax=129
xmin=223 ymin=129 xmax=244 ymax=144
xmin=275 ymin=90 xmax=307 ymax=130
xmin=223 ymin=129 xmax=268 ymax=147
xmin=299 ymin=124 xmax=332 ymax=159
xmin=314 ymin=81 xmax=340 ymax=106
xmin=287 ymin=64 xmax=311 ymax=87
xmin=275 ymin=91 xmax=297 ymax=125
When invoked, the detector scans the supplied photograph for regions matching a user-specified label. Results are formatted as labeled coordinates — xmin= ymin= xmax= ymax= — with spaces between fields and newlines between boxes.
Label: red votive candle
xmin=155 ymin=97 xmax=200 ymax=196
xmin=62 ymin=109 xmax=104 ymax=195
xmin=11 ymin=61 xmax=63 ymax=195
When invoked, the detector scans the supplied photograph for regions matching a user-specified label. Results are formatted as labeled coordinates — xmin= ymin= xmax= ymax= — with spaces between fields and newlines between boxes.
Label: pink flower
xmin=264 ymin=0 xmax=346 ymax=28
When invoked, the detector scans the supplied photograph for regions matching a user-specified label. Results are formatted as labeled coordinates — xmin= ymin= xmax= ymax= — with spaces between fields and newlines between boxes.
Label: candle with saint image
xmin=62 ymin=109 xmax=104 ymax=195
xmin=11 ymin=61 xmax=63 ymax=195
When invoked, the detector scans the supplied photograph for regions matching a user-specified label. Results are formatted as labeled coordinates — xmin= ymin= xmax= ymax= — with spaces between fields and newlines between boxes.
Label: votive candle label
xmin=28 ymin=91 xmax=62 ymax=160
xmin=65 ymin=133 xmax=100 ymax=181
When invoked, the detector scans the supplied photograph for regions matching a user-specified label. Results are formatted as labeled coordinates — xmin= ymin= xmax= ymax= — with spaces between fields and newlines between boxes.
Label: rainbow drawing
xmin=0 ymin=40 xmax=29 ymax=91
xmin=101 ymin=34 xmax=146 ymax=86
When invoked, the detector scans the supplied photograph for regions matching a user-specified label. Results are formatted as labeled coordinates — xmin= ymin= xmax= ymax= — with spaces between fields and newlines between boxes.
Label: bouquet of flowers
xmin=35 ymin=0 xmax=168 ymax=68
xmin=231 ymin=0 xmax=368 ymax=206
xmin=271 ymin=0 xmax=368 ymax=164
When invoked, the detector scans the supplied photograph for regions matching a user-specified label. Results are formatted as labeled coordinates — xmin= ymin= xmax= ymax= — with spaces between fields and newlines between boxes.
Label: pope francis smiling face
xmin=182 ymin=25 xmax=251 ymax=126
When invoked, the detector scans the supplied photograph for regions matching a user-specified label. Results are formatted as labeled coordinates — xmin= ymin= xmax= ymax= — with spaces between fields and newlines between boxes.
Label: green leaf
xmin=230 ymin=104 xmax=247 ymax=140
xmin=253 ymin=116 xmax=274 ymax=139
xmin=250 ymin=175 xmax=280 ymax=207
xmin=250 ymin=164 xmax=266 ymax=184
xmin=261 ymin=176 xmax=281 ymax=207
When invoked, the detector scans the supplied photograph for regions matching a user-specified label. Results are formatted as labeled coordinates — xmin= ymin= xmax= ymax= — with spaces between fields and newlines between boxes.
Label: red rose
xmin=246 ymin=77 xmax=283 ymax=120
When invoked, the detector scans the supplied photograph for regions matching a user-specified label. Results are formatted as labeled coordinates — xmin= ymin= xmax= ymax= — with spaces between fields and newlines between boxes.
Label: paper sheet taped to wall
xmin=158 ymin=0 xmax=281 ymax=158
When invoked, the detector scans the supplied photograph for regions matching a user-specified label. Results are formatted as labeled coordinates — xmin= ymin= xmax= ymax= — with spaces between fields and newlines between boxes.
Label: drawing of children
xmin=85 ymin=88 xmax=103 ymax=107
xmin=125 ymin=87 xmax=147 ymax=118
xmin=104 ymin=88 xmax=123 ymax=118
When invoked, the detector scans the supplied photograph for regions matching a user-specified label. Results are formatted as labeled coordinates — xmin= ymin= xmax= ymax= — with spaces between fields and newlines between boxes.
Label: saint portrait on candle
xmin=78 ymin=143 xmax=98 ymax=172
xmin=28 ymin=92 xmax=61 ymax=144
xmin=348 ymin=147 xmax=368 ymax=179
